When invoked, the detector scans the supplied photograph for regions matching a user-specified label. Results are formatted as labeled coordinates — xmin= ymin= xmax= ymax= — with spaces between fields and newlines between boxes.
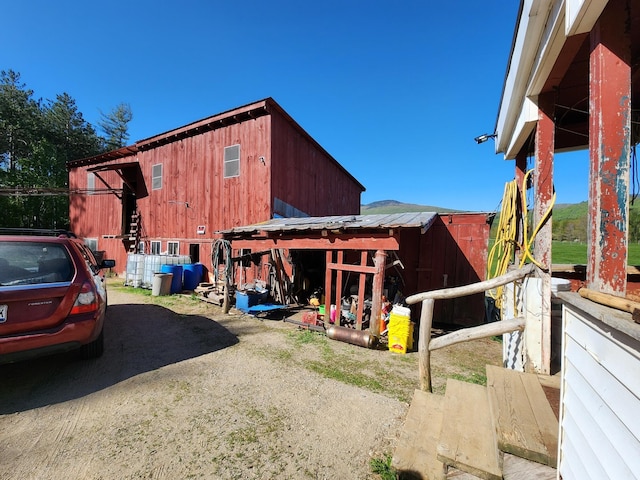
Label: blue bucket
xmin=160 ymin=264 xmax=183 ymax=294
xmin=183 ymin=263 xmax=204 ymax=291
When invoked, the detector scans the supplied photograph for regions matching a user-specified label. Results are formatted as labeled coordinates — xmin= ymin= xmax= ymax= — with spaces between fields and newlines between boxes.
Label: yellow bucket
xmin=388 ymin=306 xmax=413 ymax=354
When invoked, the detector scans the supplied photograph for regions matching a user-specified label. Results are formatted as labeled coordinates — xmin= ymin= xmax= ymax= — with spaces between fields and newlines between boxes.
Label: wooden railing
xmin=405 ymin=263 xmax=536 ymax=392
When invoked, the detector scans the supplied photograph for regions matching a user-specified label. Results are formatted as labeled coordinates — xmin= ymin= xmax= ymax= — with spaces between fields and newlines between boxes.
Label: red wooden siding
xmin=270 ymin=106 xmax=362 ymax=216
xmin=68 ymin=98 xmax=364 ymax=274
xmin=406 ymin=214 xmax=490 ymax=326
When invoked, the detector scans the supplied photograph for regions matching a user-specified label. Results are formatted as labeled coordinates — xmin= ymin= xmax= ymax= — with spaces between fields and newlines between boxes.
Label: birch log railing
xmin=405 ymin=263 xmax=536 ymax=392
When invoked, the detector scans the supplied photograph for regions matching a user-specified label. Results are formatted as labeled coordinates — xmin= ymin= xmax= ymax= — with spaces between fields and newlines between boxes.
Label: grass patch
xmin=448 ymin=371 xmax=487 ymax=386
xmin=488 ymin=239 xmax=640 ymax=269
xmin=369 ymin=454 xmax=396 ymax=480
xmin=307 ymin=360 xmax=385 ymax=391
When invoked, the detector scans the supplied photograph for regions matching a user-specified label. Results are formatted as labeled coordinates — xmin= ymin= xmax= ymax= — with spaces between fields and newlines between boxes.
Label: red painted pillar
xmin=587 ymin=0 xmax=631 ymax=294
xmin=531 ymin=92 xmax=555 ymax=375
xmin=534 ymin=93 xmax=554 ymax=273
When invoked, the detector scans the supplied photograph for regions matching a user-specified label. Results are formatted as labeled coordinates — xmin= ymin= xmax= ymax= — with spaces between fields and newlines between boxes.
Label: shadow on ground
xmin=0 ymin=303 xmax=238 ymax=413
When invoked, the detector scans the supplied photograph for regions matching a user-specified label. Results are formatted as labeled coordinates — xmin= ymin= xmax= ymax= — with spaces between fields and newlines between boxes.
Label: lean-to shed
xmin=495 ymin=0 xmax=640 ymax=477
xmin=67 ymin=98 xmax=364 ymax=272
xmin=219 ymin=211 xmax=493 ymax=333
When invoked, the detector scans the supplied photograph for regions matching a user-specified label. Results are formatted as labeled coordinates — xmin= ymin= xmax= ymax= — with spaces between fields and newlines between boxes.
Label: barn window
xmin=168 ymin=241 xmax=179 ymax=255
xmin=152 ymin=164 xmax=163 ymax=190
xmin=87 ymin=172 xmax=95 ymax=194
xmin=224 ymin=144 xmax=240 ymax=178
xmin=150 ymin=241 xmax=161 ymax=254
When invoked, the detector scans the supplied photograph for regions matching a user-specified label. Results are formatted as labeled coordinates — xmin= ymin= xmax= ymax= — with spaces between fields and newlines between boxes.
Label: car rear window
xmin=0 ymin=241 xmax=74 ymax=286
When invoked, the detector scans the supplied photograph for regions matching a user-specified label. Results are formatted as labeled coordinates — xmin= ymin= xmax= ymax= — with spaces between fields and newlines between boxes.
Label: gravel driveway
xmin=0 ymin=282 xmax=501 ymax=479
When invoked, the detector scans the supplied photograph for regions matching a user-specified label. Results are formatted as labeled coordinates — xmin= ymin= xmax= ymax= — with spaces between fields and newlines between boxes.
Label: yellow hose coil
xmin=487 ymin=169 xmax=556 ymax=309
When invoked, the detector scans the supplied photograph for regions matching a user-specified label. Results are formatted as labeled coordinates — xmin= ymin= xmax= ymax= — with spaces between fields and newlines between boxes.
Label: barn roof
xmin=219 ymin=212 xmax=439 ymax=236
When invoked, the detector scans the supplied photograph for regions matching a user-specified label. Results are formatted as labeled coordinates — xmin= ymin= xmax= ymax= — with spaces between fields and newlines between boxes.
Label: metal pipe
xmin=326 ymin=325 xmax=377 ymax=349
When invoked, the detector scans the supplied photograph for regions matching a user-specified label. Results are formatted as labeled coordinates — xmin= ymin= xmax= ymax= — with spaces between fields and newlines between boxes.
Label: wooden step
xmin=437 ymin=379 xmax=503 ymax=480
xmin=392 ymin=389 xmax=446 ymax=480
xmin=486 ymin=365 xmax=559 ymax=467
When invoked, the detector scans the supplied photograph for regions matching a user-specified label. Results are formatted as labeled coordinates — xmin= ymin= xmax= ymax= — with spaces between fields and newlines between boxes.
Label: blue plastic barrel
xmin=160 ymin=264 xmax=183 ymax=294
xmin=183 ymin=263 xmax=204 ymax=291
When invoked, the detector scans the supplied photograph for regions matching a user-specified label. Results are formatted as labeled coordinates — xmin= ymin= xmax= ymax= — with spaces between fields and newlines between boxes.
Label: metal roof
xmin=219 ymin=212 xmax=439 ymax=235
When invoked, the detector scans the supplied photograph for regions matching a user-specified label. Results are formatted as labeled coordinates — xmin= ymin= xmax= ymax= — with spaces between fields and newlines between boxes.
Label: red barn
xmin=67 ymin=98 xmax=365 ymax=272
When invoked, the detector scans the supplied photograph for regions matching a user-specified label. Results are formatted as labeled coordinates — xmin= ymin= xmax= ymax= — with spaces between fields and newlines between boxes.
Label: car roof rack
xmin=0 ymin=228 xmax=78 ymax=238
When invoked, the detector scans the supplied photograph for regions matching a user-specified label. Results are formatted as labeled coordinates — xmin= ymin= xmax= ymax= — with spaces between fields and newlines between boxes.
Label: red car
xmin=0 ymin=229 xmax=115 ymax=364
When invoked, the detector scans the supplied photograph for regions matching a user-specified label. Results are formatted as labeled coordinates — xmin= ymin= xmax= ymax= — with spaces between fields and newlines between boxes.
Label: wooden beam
xmin=406 ymin=263 xmax=535 ymax=304
xmin=356 ymin=251 xmax=367 ymax=330
xmin=326 ymin=262 xmax=376 ymax=275
xmin=429 ymin=317 xmax=525 ymax=351
xmin=370 ymin=249 xmax=386 ymax=336
xmin=324 ymin=250 xmax=333 ymax=328
xmin=230 ymin=234 xmax=400 ymax=251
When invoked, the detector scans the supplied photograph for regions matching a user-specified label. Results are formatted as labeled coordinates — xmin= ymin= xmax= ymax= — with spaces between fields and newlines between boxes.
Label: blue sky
xmin=2 ymin=1 xmax=589 ymax=212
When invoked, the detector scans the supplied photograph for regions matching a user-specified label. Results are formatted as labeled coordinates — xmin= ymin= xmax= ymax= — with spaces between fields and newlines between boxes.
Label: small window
xmin=150 ymin=241 xmax=161 ymax=255
xmin=240 ymin=248 xmax=251 ymax=268
xmin=224 ymin=144 xmax=240 ymax=178
xmin=152 ymin=164 xmax=163 ymax=190
xmin=168 ymin=241 xmax=179 ymax=255
xmin=84 ymin=238 xmax=98 ymax=251
xmin=87 ymin=172 xmax=95 ymax=194
xmin=138 ymin=241 xmax=145 ymax=254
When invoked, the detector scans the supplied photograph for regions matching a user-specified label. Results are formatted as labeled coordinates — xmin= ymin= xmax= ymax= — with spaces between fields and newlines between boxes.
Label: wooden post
xmin=515 ymin=149 xmax=527 ymax=266
xmin=370 ymin=249 xmax=386 ymax=336
xmin=531 ymin=92 xmax=555 ymax=375
xmin=418 ymin=298 xmax=435 ymax=392
xmin=334 ymin=251 xmax=343 ymax=325
xmin=587 ymin=0 xmax=631 ymax=295
xmin=324 ymin=250 xmax=333 ymax=328
xmin=356 ymin=250 xmax=367 ymax=330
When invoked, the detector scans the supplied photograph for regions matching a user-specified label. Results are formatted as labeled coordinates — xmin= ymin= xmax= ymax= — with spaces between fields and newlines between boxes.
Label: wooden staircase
xmin=392 ymin=365 xmax=560 ymax=480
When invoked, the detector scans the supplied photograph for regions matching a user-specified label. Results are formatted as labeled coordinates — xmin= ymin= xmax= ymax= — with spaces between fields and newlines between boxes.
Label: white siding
xmin=560 ymin=303 xmax=640 ymax=479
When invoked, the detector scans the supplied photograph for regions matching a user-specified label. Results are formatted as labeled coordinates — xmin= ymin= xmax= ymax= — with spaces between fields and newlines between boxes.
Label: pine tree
xmin=0 ymin=71 xmax=105 ymax=228
xmin=98 ymin=103 xmax=133 ymax=150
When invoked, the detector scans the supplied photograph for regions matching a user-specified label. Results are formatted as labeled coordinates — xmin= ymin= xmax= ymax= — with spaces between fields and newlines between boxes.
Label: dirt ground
xmin=0 ymin=280 xmax=502 ymax=480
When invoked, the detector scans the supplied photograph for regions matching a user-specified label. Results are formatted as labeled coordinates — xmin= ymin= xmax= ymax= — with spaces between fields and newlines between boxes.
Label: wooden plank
xmin=392 ymin=389 xmax=446 ymax=480
xmin=429 ymin=317 xmax=525 ymax=351
xmin=501 ymin=454 xmax=557 ymax=480
xmin=486 ymin=365 xmax=558 ymax=467
xmin=437 ymin=379 xmax=502 ymax=480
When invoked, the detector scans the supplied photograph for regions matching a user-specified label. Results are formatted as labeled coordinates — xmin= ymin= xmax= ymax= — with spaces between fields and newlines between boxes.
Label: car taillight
xmin=70 ymin=280 xmax=99 ymax=314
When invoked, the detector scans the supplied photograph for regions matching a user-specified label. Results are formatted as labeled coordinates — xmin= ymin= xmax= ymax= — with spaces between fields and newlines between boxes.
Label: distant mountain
xmin=360 ymin=200 xmax=461 ymax=215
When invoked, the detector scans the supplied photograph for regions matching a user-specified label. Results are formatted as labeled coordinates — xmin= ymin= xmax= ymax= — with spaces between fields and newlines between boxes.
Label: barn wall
xmin=69 ymin=157 xmax=136 ymax=271
xmin=404 ymin=213 xmax=490 ymax=326
xmin=136 ymin=116 xmax=272 ymax=238
xmin=69 ymin=101 xmax=363 ymax=277
xmin=270 ymin=109 xmax=362 ymax=217
xmin=69 ymin=115 xmax=275 ymax=274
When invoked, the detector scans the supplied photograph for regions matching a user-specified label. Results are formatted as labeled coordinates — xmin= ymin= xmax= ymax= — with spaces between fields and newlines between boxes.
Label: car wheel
xmin=80 ymin=329 xmax=104 ymax=359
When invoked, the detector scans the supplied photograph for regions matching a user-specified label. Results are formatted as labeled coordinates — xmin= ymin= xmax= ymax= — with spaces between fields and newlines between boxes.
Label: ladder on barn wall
xmin=128 ymin=211 xmax=141 ymax=253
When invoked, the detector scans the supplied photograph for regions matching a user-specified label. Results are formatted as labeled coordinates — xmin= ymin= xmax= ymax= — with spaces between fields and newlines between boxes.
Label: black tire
xmin=80 ymin=329 xmax=104 ymax=359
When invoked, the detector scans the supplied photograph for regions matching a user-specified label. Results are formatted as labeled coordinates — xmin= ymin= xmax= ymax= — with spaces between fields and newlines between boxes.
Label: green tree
xmin=98 ymin=102 xmax=133 ymax=150
xmin=0 ymin=71 xmax=105 ymax=228
xmin=0 ymin=70 xmax=42 ymax=172
xmin=630 ymin=207 xmax=640 ymax=243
